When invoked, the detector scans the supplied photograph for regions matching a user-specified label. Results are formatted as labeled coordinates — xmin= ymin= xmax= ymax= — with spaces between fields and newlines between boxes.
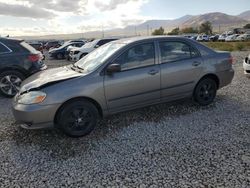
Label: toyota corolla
xmin=12 ymin=36 xmax=234 ymax=137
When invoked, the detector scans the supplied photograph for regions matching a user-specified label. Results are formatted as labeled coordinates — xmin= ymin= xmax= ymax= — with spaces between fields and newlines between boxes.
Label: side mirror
xmin=94 ymin=44 xmax=100 ymax=48
xmin=106 ymin=64 xmax=121 ymax=75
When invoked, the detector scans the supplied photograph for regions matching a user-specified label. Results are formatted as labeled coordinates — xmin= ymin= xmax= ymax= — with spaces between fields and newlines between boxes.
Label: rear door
xmin=158 ymin=40 xmax=203 ymax=100
xmin=104 ymin=42 xmax=161 ymax=112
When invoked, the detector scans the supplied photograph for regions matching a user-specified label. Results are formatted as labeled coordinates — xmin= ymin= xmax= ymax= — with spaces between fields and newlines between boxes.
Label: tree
xmin=243 ymin=24 xmax=250 ymax=29
xmin=199 ymin=21 xmax=213 ymax=35
xmin=181 ymin=27 xmax=198 ymax=34
xmin=152 ymin=27 xmax=165 ymax=35
xmin=167 ymin=27 xmax=180 ymax=35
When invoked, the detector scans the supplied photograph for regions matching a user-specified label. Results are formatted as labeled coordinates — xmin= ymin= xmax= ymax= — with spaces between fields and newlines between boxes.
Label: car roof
xmin=113 ymin=36 xmax=192 ymax=44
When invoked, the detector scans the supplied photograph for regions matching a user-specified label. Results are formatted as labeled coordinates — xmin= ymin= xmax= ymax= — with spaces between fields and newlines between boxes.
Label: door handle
xmin=148 ymin=69 xmax=159 ymax=75
xmin=192 ymin=61 xmax=201 ymax=66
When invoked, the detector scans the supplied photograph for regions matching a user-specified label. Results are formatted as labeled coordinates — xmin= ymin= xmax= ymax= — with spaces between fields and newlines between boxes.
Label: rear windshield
xmin=20 ymin=42 xmax=37 ymax=53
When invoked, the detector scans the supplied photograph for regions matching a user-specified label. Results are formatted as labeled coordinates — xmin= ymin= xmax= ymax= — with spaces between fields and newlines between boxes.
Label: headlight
xmin=18 ymin=91 xmax=46 ymax=105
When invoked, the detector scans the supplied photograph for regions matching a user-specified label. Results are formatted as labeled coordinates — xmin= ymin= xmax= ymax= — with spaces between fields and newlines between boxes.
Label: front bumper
xmin=69 ymin=54 xmax=78 ymax=61
xmin=12 ymin=101 xmax=60 ymax=130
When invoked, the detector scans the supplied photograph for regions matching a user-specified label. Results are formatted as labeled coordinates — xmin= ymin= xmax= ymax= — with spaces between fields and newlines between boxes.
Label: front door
xmin=104 ymin=42 xmax=161 ymax=113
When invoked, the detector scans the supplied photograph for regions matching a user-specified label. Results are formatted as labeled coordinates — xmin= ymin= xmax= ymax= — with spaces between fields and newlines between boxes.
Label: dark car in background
xmin=44 ymin=41 xmax=62 ymax=50
xmin=209 ymin=34 xmax=220 ymax=42
xmin=0 ymin=38 xmax=47 ymax=97
xmin=49 ymin=41 xmax=85 ymax=59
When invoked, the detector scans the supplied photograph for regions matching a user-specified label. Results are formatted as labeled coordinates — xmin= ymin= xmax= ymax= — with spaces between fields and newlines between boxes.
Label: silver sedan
xmin=12 ymin=36 xmax=234 ymax=137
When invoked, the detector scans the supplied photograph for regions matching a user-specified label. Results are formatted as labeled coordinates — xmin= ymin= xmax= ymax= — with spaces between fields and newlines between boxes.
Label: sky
xmin=0 ymin=0 xmax=249 ymax=36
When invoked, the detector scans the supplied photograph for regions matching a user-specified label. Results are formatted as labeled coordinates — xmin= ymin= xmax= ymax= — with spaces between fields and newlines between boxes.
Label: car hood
xmin=20 ymin=66 xmax=84 ymax=93
xmin=73 ymin=46 xmax=92 ymax=52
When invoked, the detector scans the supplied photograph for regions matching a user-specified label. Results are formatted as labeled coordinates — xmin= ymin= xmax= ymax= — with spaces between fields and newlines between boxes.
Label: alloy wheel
xmin=0 ymin=75 xmax=22 ymax=96
xmin=64 ymin=107 xmax=94 ymax=132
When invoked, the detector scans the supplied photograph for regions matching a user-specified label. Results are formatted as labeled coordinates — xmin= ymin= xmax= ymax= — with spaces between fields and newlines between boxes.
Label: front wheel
xmin=57 ymin=100 xmax=99 ymax=137
xmin=193 ymin=78 xmax=217 ymax=106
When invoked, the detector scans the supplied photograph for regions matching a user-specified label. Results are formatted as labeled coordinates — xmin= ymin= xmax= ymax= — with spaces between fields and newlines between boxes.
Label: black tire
xmin=193 ymin=78 xmax=217 ymax=106
xmin=57 ymin=100 xmax=99 ymax=137
xmin=0 ymin=70 xmax=25 ymax=98
xmin=56 ymin=53 xmax=64 ymax=59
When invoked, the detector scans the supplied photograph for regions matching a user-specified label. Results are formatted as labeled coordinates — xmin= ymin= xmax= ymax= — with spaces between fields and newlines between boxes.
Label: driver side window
xmin=115 ymin=43 xmax=155 ymax=71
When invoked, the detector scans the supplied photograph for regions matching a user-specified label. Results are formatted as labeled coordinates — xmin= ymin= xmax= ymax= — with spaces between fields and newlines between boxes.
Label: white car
xmin=225 ymin=34 xmax=240 ymax=42
xmin=196 ymin=34 xmax=209 ymax=41
xmin=236 ymin=34 xmax=250 ymax=41
xmin=69 ymin=38 xmax=118 ymax=61
xmin=243 ymin=54 xmax=250 ymax=77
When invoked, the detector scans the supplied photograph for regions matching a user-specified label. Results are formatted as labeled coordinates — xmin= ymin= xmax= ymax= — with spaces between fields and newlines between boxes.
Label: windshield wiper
xmin=76 ymin=65 xmax=84 ymax=70
xmin=71 ymin=64 xmax=84 ymax=72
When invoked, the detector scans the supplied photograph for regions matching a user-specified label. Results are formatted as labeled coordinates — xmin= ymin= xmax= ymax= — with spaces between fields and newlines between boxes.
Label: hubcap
xmin=65 ymin=107 xmax=93 ymax=131
xmin=198 ymin=83 xmax=215 ymax=102
xmin=0 ymin=75 xmax=22 ymax=96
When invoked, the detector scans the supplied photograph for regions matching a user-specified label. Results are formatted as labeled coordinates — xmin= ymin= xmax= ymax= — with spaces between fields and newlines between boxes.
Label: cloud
xmin=24 ymin=0 xmax=85 ymax=13
xmin=94 ymin=0 xmax=139 ymax=11
xmin=0 ymin=2 xmax=56 ymax=19
xmin=0 ymin=0 xmax=150 ymax=36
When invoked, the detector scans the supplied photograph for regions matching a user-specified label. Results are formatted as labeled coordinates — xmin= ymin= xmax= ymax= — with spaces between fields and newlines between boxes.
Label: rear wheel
xmin=57 ymin=100 xmax=99 ymax=137
xmin=0 ymin=70 xmax=25 ymax=98
xmin=193 ymin=78 xmax=217 ymax=106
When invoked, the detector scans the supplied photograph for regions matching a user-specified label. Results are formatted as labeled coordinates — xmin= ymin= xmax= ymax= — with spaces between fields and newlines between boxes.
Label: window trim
xmin=157 ymin=40 xmax=201 ymax=65
xmin=0 ymin=42 xmax=12 ymax=55
xmin=113 ymin=41 xmax=157 ymax=72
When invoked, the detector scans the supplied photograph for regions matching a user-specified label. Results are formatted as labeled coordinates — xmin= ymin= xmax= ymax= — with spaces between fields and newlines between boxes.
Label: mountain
xmin=182 ymin=12 xmax=247 ymax=26
xmin=16 ymin=10 xmax=250 ymax=40
xmin=136 ymin=15 xmax=193 ymax=29
xmin=238 ymin=10 xmax=250 ymax=20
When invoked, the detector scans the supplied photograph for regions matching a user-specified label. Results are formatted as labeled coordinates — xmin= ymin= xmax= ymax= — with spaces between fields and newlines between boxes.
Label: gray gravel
xmin=0 ymin=51 xmax=249 ymax=187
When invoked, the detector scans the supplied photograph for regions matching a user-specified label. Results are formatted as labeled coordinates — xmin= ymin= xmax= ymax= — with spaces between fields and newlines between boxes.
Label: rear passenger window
xmin=115 ymin=43 xmax=155 ymax=71
xmin=159 ymin=41 xmax=200 ymax=63
xmin=0 ymin=43 xmax=11 ymax=54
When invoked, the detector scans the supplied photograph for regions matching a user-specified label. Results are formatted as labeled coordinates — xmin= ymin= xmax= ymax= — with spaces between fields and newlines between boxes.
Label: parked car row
xmin=68 ymin=38 xmax=118 ymax=61
xmin=186 ymin=33 xmax=250 ymax=42
xmin=49 ymin=40 xmax=86 ymax=59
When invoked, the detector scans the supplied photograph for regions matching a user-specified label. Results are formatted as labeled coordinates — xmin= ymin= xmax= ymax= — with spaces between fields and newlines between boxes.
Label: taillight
xmin=28 ymin=54 xmax=41 ymax=62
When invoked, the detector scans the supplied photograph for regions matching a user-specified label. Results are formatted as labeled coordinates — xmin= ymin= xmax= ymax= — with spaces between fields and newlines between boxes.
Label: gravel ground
xmin=0 ymin=51 xmax=249 ymax=187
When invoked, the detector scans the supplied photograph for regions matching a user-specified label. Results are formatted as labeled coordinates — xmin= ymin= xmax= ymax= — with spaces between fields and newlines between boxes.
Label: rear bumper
xmin=12 ymin=101 xmax=60 ymax=130
xmin=29 ymin=61 xmax=47 ymax=74
xmin=217 ymin=68 xmax=234 ymax=88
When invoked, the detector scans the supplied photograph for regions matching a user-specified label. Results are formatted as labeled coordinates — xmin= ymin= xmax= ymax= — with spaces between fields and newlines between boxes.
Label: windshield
xmin=74 ymin=42 xmax=125 ymax=73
